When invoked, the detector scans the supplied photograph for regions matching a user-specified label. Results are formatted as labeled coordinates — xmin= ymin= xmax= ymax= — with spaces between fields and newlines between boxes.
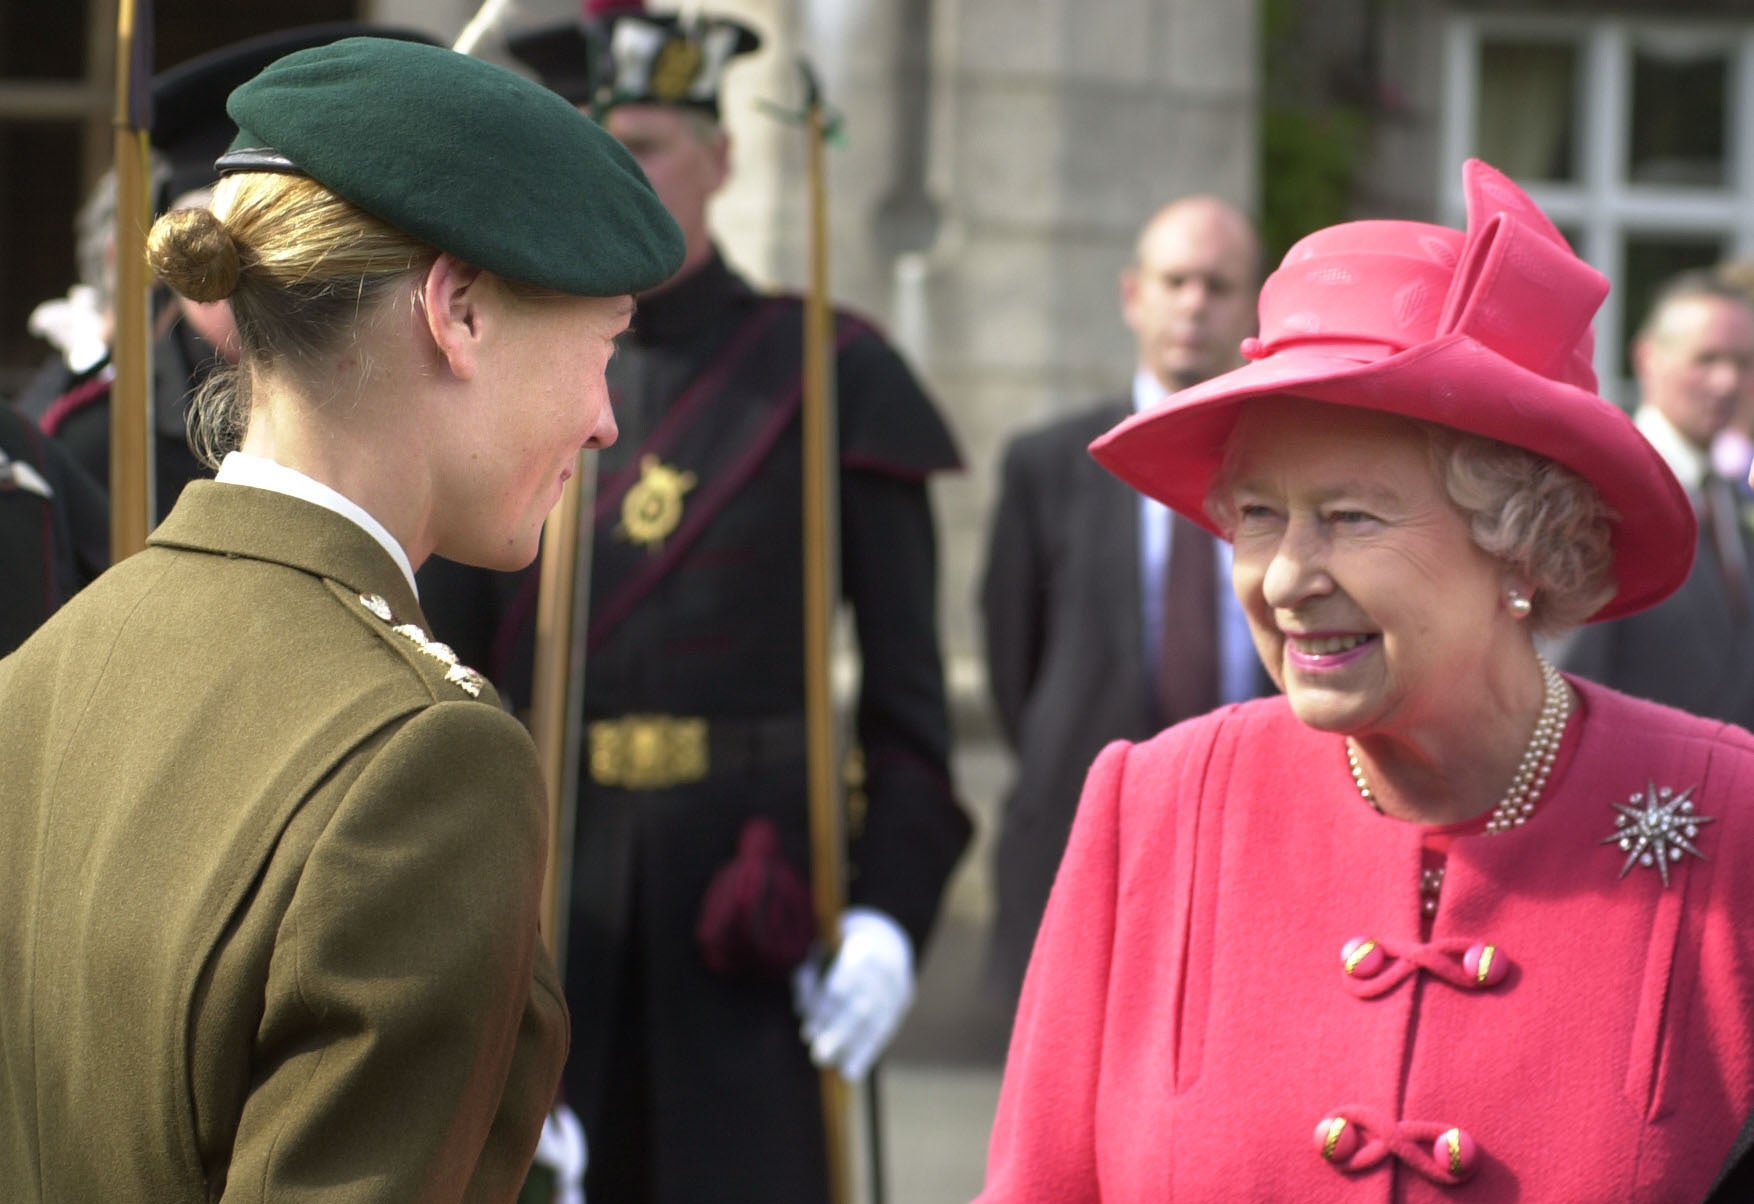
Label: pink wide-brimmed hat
xmin=1090 ymin=159 xmax=1694 ymax=622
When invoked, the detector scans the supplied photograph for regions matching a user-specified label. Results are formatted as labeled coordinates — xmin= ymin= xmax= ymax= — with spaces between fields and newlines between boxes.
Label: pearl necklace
xmin=1346 ymin=657 xmax=1573 ymax=835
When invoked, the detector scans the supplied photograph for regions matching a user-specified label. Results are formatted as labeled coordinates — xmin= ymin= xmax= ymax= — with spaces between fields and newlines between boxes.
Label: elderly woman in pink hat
xmin=975 ymin=160 xmax=1754 ymax=1202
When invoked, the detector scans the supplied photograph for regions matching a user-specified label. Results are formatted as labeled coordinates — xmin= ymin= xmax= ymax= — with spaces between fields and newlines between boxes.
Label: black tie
xmin=1702 ymin=473 xmax=1749 ymax=627
xmin=1158 ymin=513 xmax=1220 ymax=727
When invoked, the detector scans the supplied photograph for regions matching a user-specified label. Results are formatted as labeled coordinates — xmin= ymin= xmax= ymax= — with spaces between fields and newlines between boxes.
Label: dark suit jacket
xmin=979 ymin=400 xmax=1270 ymax=1001
xmin=1554 ymin=507 xmax=1754 ymax=731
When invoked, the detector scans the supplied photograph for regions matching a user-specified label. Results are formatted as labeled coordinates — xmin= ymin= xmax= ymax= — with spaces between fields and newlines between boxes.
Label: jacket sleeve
xmin=980 ymin=434 xmax=1049 ymax=749
xmin=975 ymin=739 xmax=1129 ymax=1203
xmin=840 ymin=465 xmax=971 ymax=953
xmin=224 ymin=702 xmax=566 ymax=1203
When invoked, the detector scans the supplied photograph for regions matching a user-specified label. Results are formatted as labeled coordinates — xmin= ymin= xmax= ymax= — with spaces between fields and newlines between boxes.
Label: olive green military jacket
xmin=0 ymin=481 xmax=566 ymax=1201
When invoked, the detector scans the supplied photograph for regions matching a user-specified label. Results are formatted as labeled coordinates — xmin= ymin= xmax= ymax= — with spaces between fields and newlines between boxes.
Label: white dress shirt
xmin=1635 ymin=404 xmax=1712 ymax=496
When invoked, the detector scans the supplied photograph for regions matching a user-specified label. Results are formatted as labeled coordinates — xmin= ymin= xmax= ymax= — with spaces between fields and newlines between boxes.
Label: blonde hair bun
xmin=147 ymin=206 xmax=241 ymax=303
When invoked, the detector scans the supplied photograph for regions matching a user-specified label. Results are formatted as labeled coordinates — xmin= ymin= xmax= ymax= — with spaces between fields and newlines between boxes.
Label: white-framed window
xmin=1441 ymin=13 xmax=1754 ymax=406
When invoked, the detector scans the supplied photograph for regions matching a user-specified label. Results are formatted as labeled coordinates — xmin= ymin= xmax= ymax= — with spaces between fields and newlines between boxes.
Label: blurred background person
xmin=14 ymin=165 xmax=131 ymax=419
xmin=1550 ymin=268 xmax=1754 ymax=728
xmin=0 ymin=403 xmax=106 ymax=655
xmin=1712 ymin=257 xmax=1754 ymax=497
xmin=976 ymin=159 xmax=1754 ymax=1202
xmin=414 ymin=4 xmax=974 ymax=1201
xmin=978 ymin=194 xmax=1271 ymax=1005
xmin=16 ymin=24 xmax=438 ymax=523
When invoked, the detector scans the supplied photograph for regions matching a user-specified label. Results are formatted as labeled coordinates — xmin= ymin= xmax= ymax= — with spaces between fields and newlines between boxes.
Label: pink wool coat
xmin=978 ymin=678 xmax=1754 ymax=1202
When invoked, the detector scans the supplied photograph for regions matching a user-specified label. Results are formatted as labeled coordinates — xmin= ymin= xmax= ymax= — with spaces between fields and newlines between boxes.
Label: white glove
xmin=530 ymin=1103 xmax=587 ymax=1204
xmin=27 ymin=284 xmax=109 ymax=373
xmin=792 ymin=907 xmax=915 ymax=1082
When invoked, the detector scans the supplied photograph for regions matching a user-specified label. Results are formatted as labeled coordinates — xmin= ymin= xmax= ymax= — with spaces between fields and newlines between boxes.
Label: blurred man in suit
xmin=980 ymin=196 xmax=1269 ymax=1003
xmin=1552 ymin=268 xmax=1754 ymax=728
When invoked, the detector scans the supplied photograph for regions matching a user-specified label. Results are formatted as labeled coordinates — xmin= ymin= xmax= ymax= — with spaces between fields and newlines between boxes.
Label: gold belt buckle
xmin=589 ymin=714 xmax=709 ymax=789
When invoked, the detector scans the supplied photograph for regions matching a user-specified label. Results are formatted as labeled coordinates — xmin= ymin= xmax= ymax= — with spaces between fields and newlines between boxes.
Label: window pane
xmin=155 ymin=0 xmax=361 ymax=73
xmin=1620 ymin=233 xmax=1729 ymax=374
xmin=0 ymin=0 xmax=85 ymax=80
xmin=1629 ymin=38 xmax=1728 ymax=187
xmin=0 ymin=124 xmax=82 ymax=400
xmin=1477 ymin=39 xmax=1577 ymax=183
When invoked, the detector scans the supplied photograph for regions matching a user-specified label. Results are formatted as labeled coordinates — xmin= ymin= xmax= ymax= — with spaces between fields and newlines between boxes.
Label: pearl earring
xmin=1507 ymin=590 xmax=1533 ymax=618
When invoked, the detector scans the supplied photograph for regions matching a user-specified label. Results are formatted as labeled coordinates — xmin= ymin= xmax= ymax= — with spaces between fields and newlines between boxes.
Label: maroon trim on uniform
xmin=838 ymin=453 xmax=957 ymax=482
xmin=586 ymin=385 xmax=801 ymax=650
xmin=593 ymin=300 xmax=791 ymax=525
xmin=38 ymin=372 xmax=113 ymax=437
xmin=490 ymin=298 xmax=796 ymax=684
xmin=585 ymin=319 xmax=864 ymax=651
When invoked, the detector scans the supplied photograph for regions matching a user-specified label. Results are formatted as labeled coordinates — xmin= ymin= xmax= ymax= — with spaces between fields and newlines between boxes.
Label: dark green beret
xmin=221 ymin=36 xmax=683 ymax=296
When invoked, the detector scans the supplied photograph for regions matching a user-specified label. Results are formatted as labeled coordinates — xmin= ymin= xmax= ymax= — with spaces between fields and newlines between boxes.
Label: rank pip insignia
xmin=356 ymin=592 xmax=487 ymax=699
xmin=1602 ymin=780 xmax=1715 ymax=887
xmin=619 ymin=454 xmax=697 ymax=553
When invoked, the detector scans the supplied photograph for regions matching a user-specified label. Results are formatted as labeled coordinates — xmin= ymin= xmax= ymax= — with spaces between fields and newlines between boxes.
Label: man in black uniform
xmin=0 ymin=405 xmax=106 ymax=655
xmin=419 ymin=5 xmax=972 ymax=1200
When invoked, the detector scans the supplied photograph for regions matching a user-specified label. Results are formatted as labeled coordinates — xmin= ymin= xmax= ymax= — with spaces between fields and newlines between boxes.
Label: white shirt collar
xmin=215 ymin=451 xmax=418 ymax=597
xmin=1634 ymin=404 xmax=1713 ymax=494
xmin=1132 ymin=370 xmax=1169 ymax=415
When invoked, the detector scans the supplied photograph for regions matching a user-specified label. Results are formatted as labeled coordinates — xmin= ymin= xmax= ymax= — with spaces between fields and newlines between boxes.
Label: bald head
xmin=1122 ymin=196 xmax=1261 ymax=393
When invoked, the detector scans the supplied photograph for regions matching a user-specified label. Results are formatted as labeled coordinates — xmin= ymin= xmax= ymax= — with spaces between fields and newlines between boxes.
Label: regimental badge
xmin=1602 ymin=780 xmax=1715 ymax=887
xmin=619 ymin=454 xmax=697 ymax=553
xmin=651 ymin=39 xmax=704 ymax=101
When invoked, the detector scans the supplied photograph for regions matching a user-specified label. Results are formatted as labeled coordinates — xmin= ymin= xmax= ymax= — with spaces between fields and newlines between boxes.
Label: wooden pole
xmin=110 ymin=0 xmax=154 ymax=558
xmin=796 ymin=61 xmax=854 ymax=1204
xmin=528 ymin=451 xmax=596 ymax=971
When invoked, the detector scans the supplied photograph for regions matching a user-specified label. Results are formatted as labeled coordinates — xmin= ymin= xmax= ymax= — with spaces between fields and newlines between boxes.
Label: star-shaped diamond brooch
xmin=1603 ymin=781 xmax=1715 ymax=887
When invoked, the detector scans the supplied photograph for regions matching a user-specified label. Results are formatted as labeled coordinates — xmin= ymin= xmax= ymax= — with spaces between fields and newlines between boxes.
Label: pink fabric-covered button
xmin=1314 ymin=1116 xmax=1358 ymax=1163
xmin=1341 ymin=936 xmax=1385 ymax=978
xmin=1434 ymin=1127 xmax=1478 ymax=1179
xmin=1463 ymin=942 xmax=1508 ymax=987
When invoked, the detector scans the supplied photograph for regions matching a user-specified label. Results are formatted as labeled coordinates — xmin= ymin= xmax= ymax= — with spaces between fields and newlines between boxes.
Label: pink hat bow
xmin=1244 ymin=160 xmax=1606 ymax=393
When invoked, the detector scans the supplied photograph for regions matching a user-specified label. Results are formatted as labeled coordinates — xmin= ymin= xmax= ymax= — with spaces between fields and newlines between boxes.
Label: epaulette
xmin=334 ymin=582 xmax=491 ymax=701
